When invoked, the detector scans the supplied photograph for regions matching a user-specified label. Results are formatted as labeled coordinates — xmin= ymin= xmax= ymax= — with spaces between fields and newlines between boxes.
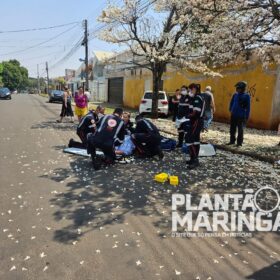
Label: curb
xmin=158 ymin=128 xmax=276 ymax=165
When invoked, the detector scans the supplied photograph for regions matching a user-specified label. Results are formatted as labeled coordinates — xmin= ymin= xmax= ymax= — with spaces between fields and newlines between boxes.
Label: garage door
xmin=108 ymin=77 xmax=123 ymax=104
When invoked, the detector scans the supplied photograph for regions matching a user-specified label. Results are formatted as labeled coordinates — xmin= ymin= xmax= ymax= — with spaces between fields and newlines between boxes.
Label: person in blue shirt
xmin=227 ymin=81 xmax=251 ymax=147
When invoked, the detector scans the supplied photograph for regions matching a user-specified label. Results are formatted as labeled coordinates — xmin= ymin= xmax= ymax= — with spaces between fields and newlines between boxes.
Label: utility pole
xmin=83 ymin=19 xmax=89 ymax=90
xmin=37 ymin=64 xmax=40 ymax=94
xmin=46 ymin=62 xmax=49 ymax=94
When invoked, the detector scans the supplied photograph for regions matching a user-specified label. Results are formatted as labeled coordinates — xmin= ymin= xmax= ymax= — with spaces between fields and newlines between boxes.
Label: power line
xmin=0 ymin=24 xmax=81 ymax=56
xmin=0 ymin=21 xmax=80 ymax=34
xmin=47 ymin=0 xmax=157 ymax=72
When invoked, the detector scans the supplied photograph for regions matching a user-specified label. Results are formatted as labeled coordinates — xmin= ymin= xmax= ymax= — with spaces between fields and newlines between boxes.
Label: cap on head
xmin=235 ymin=81 xmax=247 ymax=90
xmin=205 ymin=86 xmax=212 ymax=92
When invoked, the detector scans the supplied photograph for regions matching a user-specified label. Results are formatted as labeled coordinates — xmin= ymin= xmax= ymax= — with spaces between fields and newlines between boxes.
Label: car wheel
xmin=9 ymin=96 xmax=12 ymax=100
xmin=49 ymin=99 xmax=52 ymax=103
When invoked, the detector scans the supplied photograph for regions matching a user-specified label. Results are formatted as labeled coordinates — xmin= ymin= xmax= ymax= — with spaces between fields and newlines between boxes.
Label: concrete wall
xmin=123 ymin=63 xmax=279 ymax=130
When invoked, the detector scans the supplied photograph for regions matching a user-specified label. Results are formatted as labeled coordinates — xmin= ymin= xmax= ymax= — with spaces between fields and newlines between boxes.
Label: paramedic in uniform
xmin=68 ymin=108 xmax=99 ymax=149
xmin=176 ymin=85 xmax=193 ymax=148
xmin=87 ymin=108 xmax=125 ymax=170
xmin=185 ymin=83 xmax=205 ymax=169
xmin=132 ymin=115 xmax=164 ymax=159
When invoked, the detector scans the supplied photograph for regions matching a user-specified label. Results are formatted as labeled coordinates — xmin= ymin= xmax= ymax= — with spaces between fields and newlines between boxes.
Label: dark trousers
xmin=134 ymin=133 xmax=161 ymax=157
xmin=178 ymin=121 xmax=190 ymax=145
xmin=69 ymin=130 xmax=87 ymax=149
xmin=185 ymin=119 xmax=203 ymax=161
xmin=172 ymin=106 xmax=178 ymax=122
xmin=88 ymin=135 xmax=115 ymax=162
xmin=230 ymin=116 xmax=245 ymax=145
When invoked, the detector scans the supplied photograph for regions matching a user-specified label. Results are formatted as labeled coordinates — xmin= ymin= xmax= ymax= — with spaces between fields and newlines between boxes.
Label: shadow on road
xmin=246 ymin=261 xmax=280 ymax=279
xmin=39 ymin=149 xmax=280 ymax=247
xmin=31 ymin=120 xmax=77 ymax=132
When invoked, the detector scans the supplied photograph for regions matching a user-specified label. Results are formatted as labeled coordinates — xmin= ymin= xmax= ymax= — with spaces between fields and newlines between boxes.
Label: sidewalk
xmin=150 ymin=118 xmax=280 ymax=165
xmin=39 ymin=94 xmax=279 ymax=164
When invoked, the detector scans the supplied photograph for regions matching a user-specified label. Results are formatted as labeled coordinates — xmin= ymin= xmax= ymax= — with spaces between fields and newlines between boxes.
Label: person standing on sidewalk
xmin=185 ymin=83 xmax=205 ymax=169
xmin=74 ymin=86 xmax=88 ymax=123
xmin=202 ymin=86 xmax=215 ymax=131
xmin=171 ymin=89 xmax=181 ymax=122
xmin=57 ymin=86 xmax=74 ymax=123
xmin=176 ymin=85 xmax=193 ymax=148
xmin=227 ymin=81 xmax=251 ymax=147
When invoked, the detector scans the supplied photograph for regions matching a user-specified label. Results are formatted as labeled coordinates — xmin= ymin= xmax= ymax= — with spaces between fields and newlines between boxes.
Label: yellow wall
xmin=124 ymin=77 xmax=146 ymax=109
xmin=124 ymin=64 xmax=278 ymax=129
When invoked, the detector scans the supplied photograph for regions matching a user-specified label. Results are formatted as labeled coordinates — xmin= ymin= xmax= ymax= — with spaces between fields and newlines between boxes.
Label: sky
xmin=0 ymin=0 xmax=121 ymax=78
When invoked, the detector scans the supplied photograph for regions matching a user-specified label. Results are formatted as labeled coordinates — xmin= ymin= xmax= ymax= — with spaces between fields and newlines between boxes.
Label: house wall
xmin=270 ymin=65 xmax=280 ymax=129
xmin=123 ymin=63 xmax=279 ymax=130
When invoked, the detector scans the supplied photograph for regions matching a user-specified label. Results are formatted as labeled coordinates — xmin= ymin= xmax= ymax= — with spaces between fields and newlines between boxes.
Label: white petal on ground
xmin=136 ymin=260 xmax=142 ymax=266
xmin=40 ymin=252 xmax=47 ymax=258
xmin=175 ymin=270 xmax=181 ymax=275
xmin=43 ymin=266 xmax=48 ymax=272
xmin=9 ymin=266 xmax=16 ymax=271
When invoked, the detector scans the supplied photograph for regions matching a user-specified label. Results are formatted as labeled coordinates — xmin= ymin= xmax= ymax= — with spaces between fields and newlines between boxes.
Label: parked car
xmin=48 ymin=90 xmax=64 ymax=103
xmin=0 ymin=87 xmax=12 ymax=100
xmin=139 ymin=91 xmax=169 ymax=117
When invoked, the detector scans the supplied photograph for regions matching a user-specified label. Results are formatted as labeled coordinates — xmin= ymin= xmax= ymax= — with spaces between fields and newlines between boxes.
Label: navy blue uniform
xmin=133 ymin=119 xmax=162 ymax=157
xmin=88 ymin=114 xmax=125 ymax=163
xmin=185 ymin=94 xmax=205 ymax=163
xmin=69 ymin=110 xmax=98 ymax=149
xmin=124 ymin=120 xmax=135 ymax=135
xmin=177 ymin=94 xmax=193 ymax=146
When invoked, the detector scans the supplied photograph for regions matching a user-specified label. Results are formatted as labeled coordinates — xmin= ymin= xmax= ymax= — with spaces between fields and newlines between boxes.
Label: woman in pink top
xmin=74 ymin=86 xmax=88 ymax=122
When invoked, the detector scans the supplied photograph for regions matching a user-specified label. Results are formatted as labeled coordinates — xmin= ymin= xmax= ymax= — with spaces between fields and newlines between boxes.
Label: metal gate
xmin=108 ymin=77 xmax=123 ymax=104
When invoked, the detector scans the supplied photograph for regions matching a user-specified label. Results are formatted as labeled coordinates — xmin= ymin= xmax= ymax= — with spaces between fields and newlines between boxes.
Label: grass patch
xmin=39 ymin=93 xmax=48 ymax=98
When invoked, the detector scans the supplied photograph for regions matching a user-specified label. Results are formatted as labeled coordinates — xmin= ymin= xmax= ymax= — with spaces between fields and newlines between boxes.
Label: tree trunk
xmin=151 ymin=64 xmax=164 ymax=119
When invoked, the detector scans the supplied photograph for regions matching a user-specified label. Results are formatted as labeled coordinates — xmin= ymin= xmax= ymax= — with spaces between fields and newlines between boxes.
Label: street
xmin=0 ymin=94 xmax=280 ymax=280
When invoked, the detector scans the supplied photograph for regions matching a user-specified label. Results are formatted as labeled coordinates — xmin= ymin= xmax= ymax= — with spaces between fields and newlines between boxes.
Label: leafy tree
xmin=1 ymin=60 xmax=29 ymax=90
xmin=0 ymin=63 xmax=3 ymax=87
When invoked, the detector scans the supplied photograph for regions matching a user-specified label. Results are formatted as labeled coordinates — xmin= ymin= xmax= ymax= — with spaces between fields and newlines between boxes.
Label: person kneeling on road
xmin=68 ymin=107 xmax=99 ymax=149
xmin=87 ymin=108 xmax=125 ymax=170
xmin=132 ymin=115 xmax=164 ymax=159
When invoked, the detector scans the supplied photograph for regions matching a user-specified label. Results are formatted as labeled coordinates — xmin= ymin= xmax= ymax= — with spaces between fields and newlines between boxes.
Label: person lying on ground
xmin=68 ymin=107 xmax=99 ymax=149
xmin=132 ymin=114 xmax=164 ymax=160
xmin=115 ymin=135 xmax=135 ymax=157
xmin=87 ymin=108 xmax=125 ymax=170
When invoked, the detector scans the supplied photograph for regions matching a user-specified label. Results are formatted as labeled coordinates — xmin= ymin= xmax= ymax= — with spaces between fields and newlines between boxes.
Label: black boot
xmin=177 ymin=132 xmax=184 ymax=148
xmin=188 ymin=158 xmax=199 ymax=169
xmin=157 ymin=148 xmax=164 ymax=160
xmin=68 ymin=138 xmax=74 ymax=148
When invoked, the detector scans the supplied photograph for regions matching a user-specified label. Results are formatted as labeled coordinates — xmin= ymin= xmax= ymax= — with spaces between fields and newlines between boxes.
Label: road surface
xmin=0 ymin=94 xmax=279 ymax=280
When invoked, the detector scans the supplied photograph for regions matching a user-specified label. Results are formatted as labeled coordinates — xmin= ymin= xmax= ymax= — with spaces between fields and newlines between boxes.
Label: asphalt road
xmin=0 ymin=94 xmax=280 ymax=280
